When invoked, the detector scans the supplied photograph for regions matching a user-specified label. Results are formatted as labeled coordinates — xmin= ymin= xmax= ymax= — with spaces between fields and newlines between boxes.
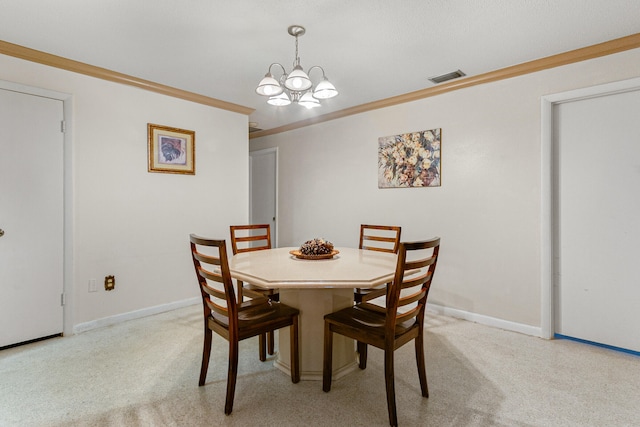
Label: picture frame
xmin=378 ymin=128 xmax=441 ymax=188
xmin=147 ymin=123 xmax=195 ymax=175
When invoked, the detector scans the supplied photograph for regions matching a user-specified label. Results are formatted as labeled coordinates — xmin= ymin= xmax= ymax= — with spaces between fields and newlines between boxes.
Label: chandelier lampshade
xmin=256 ymin=73 xmax=284 ymax=96
xmin=298 ymin=92 xmax=321 ymax=109
xmin=312 ymin=78 xmax=338 ymax=99
xmin=284 ymin=65 xmax=312 ymax=91
xmin=267 ymin=92 xmax=292 ymax=106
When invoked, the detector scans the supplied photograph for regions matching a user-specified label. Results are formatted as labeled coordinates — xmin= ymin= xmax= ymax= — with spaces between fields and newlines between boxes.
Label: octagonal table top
xmin=229 ymin=247 xmax=397 ymax=289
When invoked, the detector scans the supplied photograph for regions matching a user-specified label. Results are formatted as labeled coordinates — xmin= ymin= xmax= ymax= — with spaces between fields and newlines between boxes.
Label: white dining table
xmin=229 ymin=246 xmax=397 ymax=380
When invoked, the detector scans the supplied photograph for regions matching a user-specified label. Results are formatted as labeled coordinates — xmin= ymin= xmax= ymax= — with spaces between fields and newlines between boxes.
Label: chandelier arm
xmin=306 ymin=65 xmax=327 ymax=79
xmin=268 ymin=63 xmax=287 ymax=77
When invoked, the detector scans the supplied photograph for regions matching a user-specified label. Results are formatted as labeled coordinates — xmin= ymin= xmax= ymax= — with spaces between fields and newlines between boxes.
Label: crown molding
xmin=249 ymin=32 xmax=640 ymax=139
xmin=2 ymin=33 xmax=639 ymax=137
xmin=0 ymin=40 xmax=254 ymax=116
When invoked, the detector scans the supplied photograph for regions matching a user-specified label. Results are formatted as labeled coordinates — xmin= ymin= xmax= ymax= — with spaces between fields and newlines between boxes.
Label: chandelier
xmin=255 ymin=25 xmax=338 ymax=109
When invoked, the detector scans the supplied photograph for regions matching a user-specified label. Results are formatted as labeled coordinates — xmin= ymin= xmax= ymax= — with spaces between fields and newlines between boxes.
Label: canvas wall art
xmin=378 ymin=128 xmax=441 ymax=188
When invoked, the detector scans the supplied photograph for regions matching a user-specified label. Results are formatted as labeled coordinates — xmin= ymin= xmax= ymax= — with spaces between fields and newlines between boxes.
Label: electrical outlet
xmin=89 ymin=279 xmax=97 ymax=292
xmin=105 ymin=275 xmax=115 ymax=291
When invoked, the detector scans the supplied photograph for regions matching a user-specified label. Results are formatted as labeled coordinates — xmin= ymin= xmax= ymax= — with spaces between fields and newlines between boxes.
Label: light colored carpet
xmin=1 ymin=304 xmax=638 ymax=426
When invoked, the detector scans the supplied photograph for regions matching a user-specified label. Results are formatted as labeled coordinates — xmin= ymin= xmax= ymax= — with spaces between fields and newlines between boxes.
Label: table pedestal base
xmin=275 ymin=288 xmax=357 ymax=381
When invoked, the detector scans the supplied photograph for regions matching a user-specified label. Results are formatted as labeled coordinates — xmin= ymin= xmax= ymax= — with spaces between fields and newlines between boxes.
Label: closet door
xmin=0 ymin=88 xmax=64 ymax=347
xmin=555 ymin=88 xmax=640 ymax=352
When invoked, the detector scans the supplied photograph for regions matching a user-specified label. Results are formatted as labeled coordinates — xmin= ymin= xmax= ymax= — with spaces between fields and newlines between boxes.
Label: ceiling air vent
xmin=428 ymin=69 xmax=466 ymax=84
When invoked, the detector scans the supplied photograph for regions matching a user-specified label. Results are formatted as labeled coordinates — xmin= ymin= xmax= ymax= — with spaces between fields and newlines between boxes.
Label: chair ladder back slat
xmin=190 ymin=234 xmax=238 ymax=316
xmin=200 ymin=277 xmax=228 ymax=302
xmin=405 ymin=256 xmax=437 ymax=271
xmin=398 ymin=288 xmax=425 ymax=307
xmin=193 ymin=251 xmax=222 ymax=267
xmin=359 ymin=224 xmax=402 ymax=254
xmin=386 ymin=238 xmax=440 ymax=326
xmin=198 ymin=266 xmax=233 ymax=300
xmin=361 ymin=244 xmax=395 ymax=253
xmin=402 ymin=271 xmax=432 ymax=290
xmin=204 ymin=297 xmax=229 ymax=318
xmin=230 ymin=224 xmax=272 ymax=255
xmin=396 ymin=307 xmax=421 ymax=324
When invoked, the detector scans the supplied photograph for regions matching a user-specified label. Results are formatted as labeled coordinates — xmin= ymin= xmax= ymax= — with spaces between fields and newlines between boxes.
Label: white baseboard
xmin=73 ymin=297 xmax=200 ymax=334
xmin=72 ymin=298 xmax=542 ymax=339
xmin=427 ymin=303 xmax=543 ymax=338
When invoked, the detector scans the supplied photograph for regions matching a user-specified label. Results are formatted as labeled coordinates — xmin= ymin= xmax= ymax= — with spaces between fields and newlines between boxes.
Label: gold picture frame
xmin=147 ymin=123 xmax=195 ymax=175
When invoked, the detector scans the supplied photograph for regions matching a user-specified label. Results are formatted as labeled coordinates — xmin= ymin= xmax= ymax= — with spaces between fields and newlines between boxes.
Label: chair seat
xmin=210 ymin=300 xmax=299 ymax=341
xmin=325 ymin=305 xmax=419 ymax=347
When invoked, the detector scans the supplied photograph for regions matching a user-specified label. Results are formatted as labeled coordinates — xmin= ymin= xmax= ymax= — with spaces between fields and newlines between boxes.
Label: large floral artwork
xmin=378 ymin=128 xmax=441 ymax=188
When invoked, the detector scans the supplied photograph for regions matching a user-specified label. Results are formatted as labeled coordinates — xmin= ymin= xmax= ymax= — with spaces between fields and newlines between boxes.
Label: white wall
xmin=250 ymin=48 xmax=640 ymax=331
xmin=0 ymin=54 xmax=249 ymax=329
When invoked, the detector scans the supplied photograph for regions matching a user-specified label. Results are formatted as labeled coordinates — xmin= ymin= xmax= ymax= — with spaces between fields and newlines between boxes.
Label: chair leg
xmin=199 ymin=326 xmax=212 ymax=386
xmin=258 ymin=333 xmax=267 ymax=362
xmin=322 ymin=322 xmax=333 ymax=392
xmin=384 ymin=349 xmax=398 ymax=427
xmin=225 ymin=339 xmax=239 ymax=415
xmin=268 ymin=330 xmax=275 ymax=355
xmin=290 ymin=315 xmax=300 ymax=383
xmin=415 ymin=332 xmax=429 ymax=397
xmin=357 ymin=341 xmax=368 ymax=369
xmin=236 ymin=280 xmax=244 ymax=303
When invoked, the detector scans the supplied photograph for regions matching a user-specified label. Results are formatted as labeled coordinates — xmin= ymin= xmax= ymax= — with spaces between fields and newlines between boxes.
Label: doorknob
xmin=0 ymin=229 xmax=4 ymax=237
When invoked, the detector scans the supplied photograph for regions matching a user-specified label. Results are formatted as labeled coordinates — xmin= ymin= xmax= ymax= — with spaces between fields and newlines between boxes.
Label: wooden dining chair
xmin=354 ymin=224 xmax=402 ymax=304
xmin=323 ymin=237 xmax=440 ymax=427
xmin=189 ymin=234 xmax=300 ymax=415
xmin=229 ymin=224 xmax=279 ymax=357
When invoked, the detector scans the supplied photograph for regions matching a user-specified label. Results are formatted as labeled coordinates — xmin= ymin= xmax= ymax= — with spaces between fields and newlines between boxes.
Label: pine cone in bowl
xmin=299 ymin=238 xmax=334 ymax=255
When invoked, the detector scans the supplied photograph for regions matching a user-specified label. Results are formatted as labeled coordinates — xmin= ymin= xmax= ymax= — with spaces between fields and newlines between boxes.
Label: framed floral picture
xmin=147 ymin=123 xmax=195 ymax=175
xmin=378 ymin=128 xmax=441 ymax=188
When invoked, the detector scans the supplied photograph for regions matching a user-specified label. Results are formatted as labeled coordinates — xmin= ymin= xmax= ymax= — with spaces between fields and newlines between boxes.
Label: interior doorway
xmin=250 ymin=148 xmax=278 ymax=247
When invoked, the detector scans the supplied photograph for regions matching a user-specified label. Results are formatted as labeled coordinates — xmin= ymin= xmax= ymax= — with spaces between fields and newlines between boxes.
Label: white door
xmin=0 ymin=88 xmax=64 ymax=347
xmin=555 ymin=88 xmax=640 ymax=352
xmin=250 ymin=148 xmax=277 ymax=246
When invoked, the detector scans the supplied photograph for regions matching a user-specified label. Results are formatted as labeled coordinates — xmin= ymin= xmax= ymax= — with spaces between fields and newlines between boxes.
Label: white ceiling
xmin=1 ymin=1 xmax=640 ymax=132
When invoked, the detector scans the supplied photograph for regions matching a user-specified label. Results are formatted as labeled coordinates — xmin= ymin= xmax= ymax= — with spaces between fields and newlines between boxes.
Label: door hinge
xmin=60 ymin=120 xmax=66 ymax=133
xmin=61 ymin=293 xmax=66 ymax=306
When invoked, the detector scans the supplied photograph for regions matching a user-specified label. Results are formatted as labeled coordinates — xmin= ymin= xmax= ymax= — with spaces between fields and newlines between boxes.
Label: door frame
xmin=0 ymin=80 xmax=74 ymax=337
xmin=540 ymin=76 xmax=640 ymax=339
